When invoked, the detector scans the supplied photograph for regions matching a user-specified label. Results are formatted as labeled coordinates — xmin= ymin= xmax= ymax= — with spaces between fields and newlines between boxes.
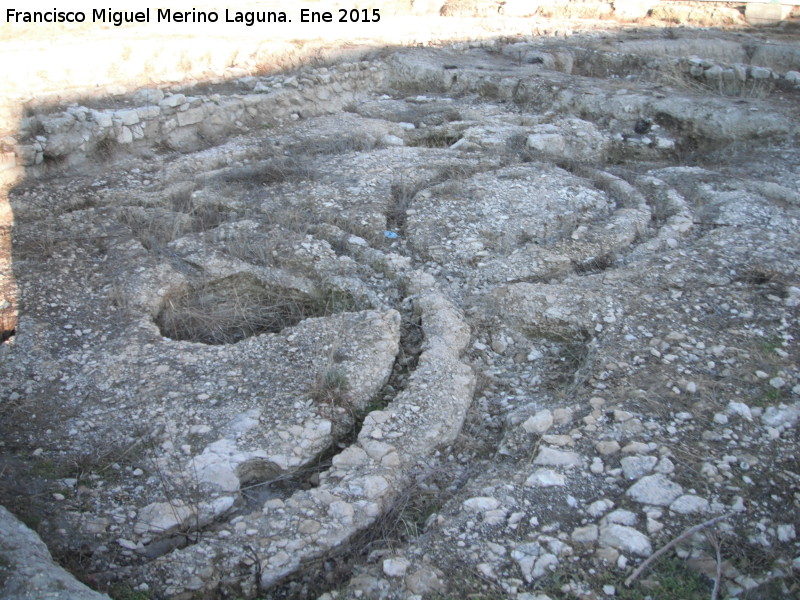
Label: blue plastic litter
xmin=383 ymin=230 xmax=399 ymax=239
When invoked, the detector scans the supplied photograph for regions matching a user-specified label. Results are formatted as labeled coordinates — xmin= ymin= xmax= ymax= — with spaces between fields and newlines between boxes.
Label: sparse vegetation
xmin=533 ymin=554 xmax=713 ymax=600
xmin=30 ymin=458 xmax=69 ymax=480
xmin=311 ymin=366 xmax=351 ymax=406
xmin=108 ymin=584 xmax=152 ymax=600
xmin=155 ymin=274 xmax=361 ymax=345
xmin=209 ymin=157 xmax=315 ymax=186
xmin=573 ymin=251 xmax=615 ymax=274
xmin=408 ymin=128 xmax=462 ymax=148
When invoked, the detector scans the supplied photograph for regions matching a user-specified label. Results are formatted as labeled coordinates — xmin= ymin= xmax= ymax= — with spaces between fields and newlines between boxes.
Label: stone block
xmin=745 ymin=2 xmax=791 ymax=26
xmin=137 ymin=105 xmax=161 ymax=120
xmin=751 ymin=66 xmax=773 ymax=79
xmin=41 ymin=115 xmax=75 ymax=135
xmin=90 ymin=110 xmax=113 ymax=128
xmin=115 ymin=109 xmax=140 ymax=126
xmin=116 ymin=126 xmax=133 ymax=144
xmin=133 ymin=87 xmax=165 ymax=104
xmin=160 ymin=93 xmax=186 ymax=108
xmin=177 ymin=107 xmax=205 ymax=127
xmin=45 ymin=132 xmax=83 ymax=156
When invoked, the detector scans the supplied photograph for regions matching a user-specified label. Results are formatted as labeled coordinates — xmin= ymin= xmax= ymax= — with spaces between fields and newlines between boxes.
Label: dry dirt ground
xmin=1 ymin=5 xmax=800 ymax=600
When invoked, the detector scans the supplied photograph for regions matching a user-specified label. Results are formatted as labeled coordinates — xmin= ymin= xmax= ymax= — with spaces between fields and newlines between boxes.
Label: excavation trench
xmin=230 ymin=308 xmax=424 ymax=516
xmin=4 ymin=25 xmax=800 ymax=600
xmin=126 ymin=285 xmax=476 ymax=598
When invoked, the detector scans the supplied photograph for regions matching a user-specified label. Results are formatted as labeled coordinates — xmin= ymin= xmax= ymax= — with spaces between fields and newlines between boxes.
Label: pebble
xmin=522 ymin=410 xmax=554 ymax=435
xmin=117 ymin=538 xmax=138 ymax=550
xmin=463 ymin=497 xmax=500 ymax=512
xmin=587 ymin=499 xmax=614 ymax=518
xmin=525 ymin=469 xmax=566 ymax=487
xmin=620 ymin=455 xmax=657 ymax=480
xmin=669 ymin=494 xmax=709 ymax=514
xmin=383 ymin=557 xmax=410 ymax=577
xmin=777 ymin=524 xmax=796 ymax=542
xmin=654 ymin=457 xmax=675 ymax=474
xmin=603 ymin=509 xmax=637 ymax=526
xmin=769 ymin=377 xmax=785 ymax=389
xmin=621 ymin=441 xmax=650 ymax=454
xmin=533 ymin=447 xmax=583 ymax=467
xmin=595 ymin=441 xmax=621 ymax=455
xmin=727 ymin=401 xmax=753 ymax=421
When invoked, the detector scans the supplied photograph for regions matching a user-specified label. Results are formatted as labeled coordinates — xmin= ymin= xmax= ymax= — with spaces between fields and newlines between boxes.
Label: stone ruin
xmin=1 ymin=13 xmax=800 ymax=600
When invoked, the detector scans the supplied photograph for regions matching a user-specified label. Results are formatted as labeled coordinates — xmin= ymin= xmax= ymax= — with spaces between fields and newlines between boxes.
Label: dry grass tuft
xmin=155 ymin=274 xmax=361 ymax=345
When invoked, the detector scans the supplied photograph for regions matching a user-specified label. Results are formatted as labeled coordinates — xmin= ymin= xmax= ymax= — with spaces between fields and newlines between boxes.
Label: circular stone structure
xmin=2 ymin=21 xmax=800 ymax=600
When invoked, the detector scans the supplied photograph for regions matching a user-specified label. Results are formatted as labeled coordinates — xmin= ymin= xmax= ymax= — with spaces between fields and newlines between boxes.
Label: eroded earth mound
xmin=1 ymin=24 xmax=800 ymax=600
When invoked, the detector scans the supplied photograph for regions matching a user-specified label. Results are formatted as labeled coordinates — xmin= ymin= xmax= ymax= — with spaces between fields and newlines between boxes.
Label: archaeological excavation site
xmin=0 ymin=2 xmax=799 ymax=599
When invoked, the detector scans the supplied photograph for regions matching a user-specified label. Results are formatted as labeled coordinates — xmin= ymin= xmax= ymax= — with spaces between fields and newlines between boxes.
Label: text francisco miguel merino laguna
xmin=6 ymin=7 xmax=383 ymax=27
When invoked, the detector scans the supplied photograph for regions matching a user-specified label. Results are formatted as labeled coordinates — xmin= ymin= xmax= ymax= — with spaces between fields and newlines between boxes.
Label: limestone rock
xmin=761 ymin=403 xmax=800 ymax=430
xmin=599 ymin=524 xmax=652 ymax=557
xmin=571 ymin=525 xmax=599 ymax=544
xmin=0 ymin=505 xmax=111 ymax=599
xmin=463 ymin=496 xmax=501 ymax=512
xmin=587 ymin=499 xmax=615 ymax=518
xmin=525 ymin=469 xmax=567 ymax=487
xmin=596 ymin=440 xmax=621 ymax=455
xmin=134 ymin=500 xmax=196 ymax=535
xmin=512 ymin=542 xmax=558 ymax=582
xmin=405 ymin=565 xmax=445 ymax=595
xmin=626 ymin=474 xmax=683 ymax=506
xmin=383 ymin=557 xmax=410 ymax=577
xmin=620 ymin=455 xmax=658 ymax=480
xmin=522 ymin=409 xmax=554 ymax=435
xmin=533 ymin=447 xmax=583 ymax=467
xmin=670 ymin=495 xmax=710 ymax=515
xmin=603 ymin=509 xmax=637 ymax=526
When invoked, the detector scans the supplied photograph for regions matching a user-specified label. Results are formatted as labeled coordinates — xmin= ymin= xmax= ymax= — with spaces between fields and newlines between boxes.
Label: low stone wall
xmin=11 ymin=61 xmax=386 ymax=177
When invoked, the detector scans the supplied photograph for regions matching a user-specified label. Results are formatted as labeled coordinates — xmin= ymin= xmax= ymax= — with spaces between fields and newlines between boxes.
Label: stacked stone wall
xmin=10 ymin=61 xmax=386 ymax=176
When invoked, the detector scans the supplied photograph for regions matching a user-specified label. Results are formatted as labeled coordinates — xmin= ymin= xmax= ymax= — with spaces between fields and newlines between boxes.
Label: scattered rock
xmin=599 ymin=524 xmax=653 ymax=557
xmin=525 ymin=469 xmax=567 ymax=487
xmin=523 ymin=409 xmax=554 ymax=435
xmin=383 ymin=557 xmax=410 ymax=577
xmin=463 ymin=497 xmax=501 ymax=512
xmin=533 ymin=447 xmax=583 ymax=467
xmin=670 ymin=495 xmax=710 ymax=515
xmin=572 ymin=525 xmax=599 ymax=544
xmin=620 ymin=455 xmax=658 ymax=480
xmin=626 ymin=474 xmax=684 ymax=506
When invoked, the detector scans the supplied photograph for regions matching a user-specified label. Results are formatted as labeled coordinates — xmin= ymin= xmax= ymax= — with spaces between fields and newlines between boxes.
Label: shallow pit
xmin=154 ymin=273 xmax=361 ymax=345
